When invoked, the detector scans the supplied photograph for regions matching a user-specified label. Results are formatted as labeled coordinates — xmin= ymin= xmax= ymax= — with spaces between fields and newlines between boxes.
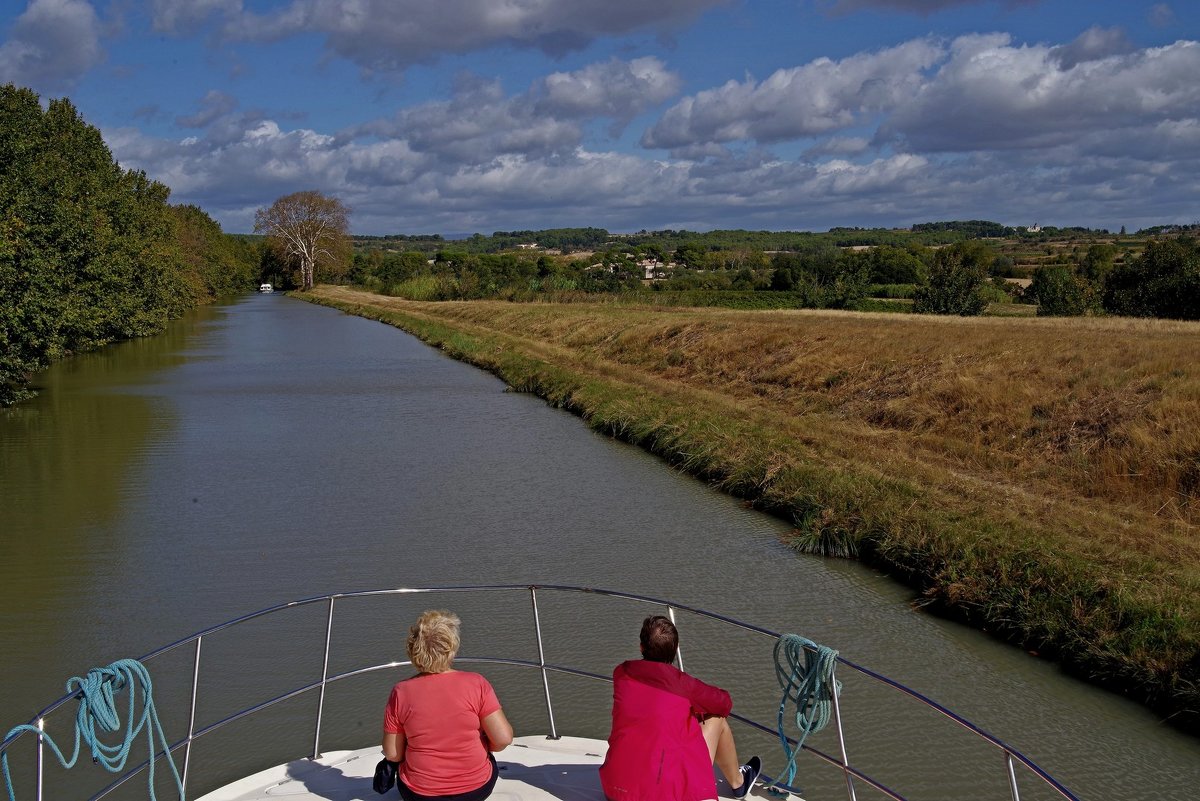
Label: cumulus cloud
xmin=342 ymin=57 xmax=682 ymax=165
xmin=100 ymin=27 xmax=1200 ymax=236
xmin=643 ymin=39 xmax=942 ymax=148
xmin=1050 ymin=25 xmax=1133 ymax=69
xmin=392 ymin=76 xmax=584 ymax=162
xmin=150 ymin=0 xmax=242 ymax=34
xmin=151 ymin=0 xmax=727 ymax=72
xmin=0 ymin=0 xmax=104 ymax=90
xmin=537 ymin=57 xmax=682 ymax=123
xmin=805 ymin=136 xmax=871 ymax=156
xmin=881 ymin=34 xmax=1200 ymax=152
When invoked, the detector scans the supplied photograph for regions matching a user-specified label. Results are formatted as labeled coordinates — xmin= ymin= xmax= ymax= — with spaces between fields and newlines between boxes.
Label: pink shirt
xmin=383 ymin=671 xmax=502 ymax=796
xmin=599 ymin=659 xmax=733 ymax=801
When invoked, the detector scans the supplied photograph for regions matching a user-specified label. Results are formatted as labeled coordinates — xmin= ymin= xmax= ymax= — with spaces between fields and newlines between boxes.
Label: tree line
xmin=347 ymin=231 xmax=1199 ymax=321
xmin=1 ymin=84 xmax=259 ymax=405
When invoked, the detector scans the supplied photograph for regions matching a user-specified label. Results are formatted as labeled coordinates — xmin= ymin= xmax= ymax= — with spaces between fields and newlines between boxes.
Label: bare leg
xmin=700 ymin=716 xmax=744 ymax=790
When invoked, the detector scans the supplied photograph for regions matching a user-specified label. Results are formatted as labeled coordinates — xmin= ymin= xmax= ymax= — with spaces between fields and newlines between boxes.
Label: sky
xmin=1 ymin=1 xmax=1197 ymax=236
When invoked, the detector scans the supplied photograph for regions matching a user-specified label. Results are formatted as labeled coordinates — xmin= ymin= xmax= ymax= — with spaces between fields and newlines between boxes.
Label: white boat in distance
xmin=0 ymin=586 xmax=1080 ymax=801
xmin=258 ymin=283 xmax=273 ymax=293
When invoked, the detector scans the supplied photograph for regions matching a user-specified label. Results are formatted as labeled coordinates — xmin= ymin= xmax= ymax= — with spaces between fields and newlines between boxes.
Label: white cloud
xmin=99 ymin=28 xmax=1200 ymax=236
xmin=537 ymin=57 xmax=682 ymax=123
xmin=643 ymin=39 xmax=942 ymax=148
xmin=881 ymin=34 xmax=1200 ymax=152
xmin=160 ymin=0 xmax=727 ymax=72
xmin=376 ymin=76 xmax=584 ymax=163
xmin=150 ymin=0 xmax=242 ymax=34
xmin=805 ymin=136 xmax=871 ymax=156
xmin=0 ymin=0 xmax=104 ymax=90
xmin=342 ymin=57 xmax=683 ymax=165
xmin=1050 ymin=25 xmax=1133 ymax=69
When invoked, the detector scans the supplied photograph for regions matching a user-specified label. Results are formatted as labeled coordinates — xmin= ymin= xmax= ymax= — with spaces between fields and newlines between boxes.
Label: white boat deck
xmin=196 ymin=735 xmax=789 ymax=801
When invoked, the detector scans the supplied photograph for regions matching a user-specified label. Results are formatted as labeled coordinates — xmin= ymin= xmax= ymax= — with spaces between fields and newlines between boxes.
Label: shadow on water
xmin=0 ymin=304 xmax=223 ymax=728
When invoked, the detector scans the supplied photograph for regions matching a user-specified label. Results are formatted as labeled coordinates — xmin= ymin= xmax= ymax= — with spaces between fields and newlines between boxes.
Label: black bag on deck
xmin=373 ymin=758 xmax=398 ymax=794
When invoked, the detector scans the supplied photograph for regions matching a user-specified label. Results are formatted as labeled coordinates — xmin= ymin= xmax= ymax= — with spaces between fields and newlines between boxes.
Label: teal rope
xmin=765 ymin=634 xmax=841 ymax=795
xmin=1 ymin=659 xmax=185 ymax=801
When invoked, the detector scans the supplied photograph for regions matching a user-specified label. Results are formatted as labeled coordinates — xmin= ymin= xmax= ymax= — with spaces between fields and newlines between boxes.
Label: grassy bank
xmin=301 ymin=286 xmax=1200 ymax=729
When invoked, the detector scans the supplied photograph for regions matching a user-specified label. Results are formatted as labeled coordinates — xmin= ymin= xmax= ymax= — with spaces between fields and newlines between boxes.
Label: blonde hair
xmin=407 ymin=610 xmax=461 ymax=673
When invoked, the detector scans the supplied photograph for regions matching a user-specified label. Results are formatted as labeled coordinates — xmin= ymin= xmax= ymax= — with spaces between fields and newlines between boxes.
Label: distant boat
xmin=258 ymin=283 xmax=274 ymax=293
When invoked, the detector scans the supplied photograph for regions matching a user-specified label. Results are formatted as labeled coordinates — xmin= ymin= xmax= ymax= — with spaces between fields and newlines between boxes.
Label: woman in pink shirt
xmin=599 ymin=615 xmax=761 ymax=801
xmin=381 ymin=610 xmax=514 ymax=801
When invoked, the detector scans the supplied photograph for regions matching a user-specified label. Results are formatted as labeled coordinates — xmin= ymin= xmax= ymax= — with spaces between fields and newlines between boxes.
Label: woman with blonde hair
xmin=380 ymin=610 xmax=513 ymax=800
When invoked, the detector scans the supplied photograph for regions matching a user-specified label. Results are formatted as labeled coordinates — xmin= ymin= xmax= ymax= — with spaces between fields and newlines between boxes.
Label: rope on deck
xmin=2 ymin=659 xmax=184 ymax=801
xmin=766 ymin=634 xmax=840 ymax=796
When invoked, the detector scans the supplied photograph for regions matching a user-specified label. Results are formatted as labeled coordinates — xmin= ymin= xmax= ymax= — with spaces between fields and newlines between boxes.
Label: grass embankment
xmin=303 ymin=286 xmax=1200 ymax=729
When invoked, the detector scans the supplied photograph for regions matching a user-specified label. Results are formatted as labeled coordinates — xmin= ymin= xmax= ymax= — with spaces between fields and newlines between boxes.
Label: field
xmin=302 ymin=285 xmax=1200 ymax=728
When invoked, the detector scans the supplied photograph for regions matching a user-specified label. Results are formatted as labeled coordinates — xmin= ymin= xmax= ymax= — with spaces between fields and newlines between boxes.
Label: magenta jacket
xmin=598 ymin=659 xmax=733 ymax=801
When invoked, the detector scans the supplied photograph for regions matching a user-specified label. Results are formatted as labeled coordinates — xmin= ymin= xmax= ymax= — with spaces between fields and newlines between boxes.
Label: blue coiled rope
xmin=1 ymin=659 xmax=184 ymax=801
xmin=766 ymin=634 xmax=841 ymax=796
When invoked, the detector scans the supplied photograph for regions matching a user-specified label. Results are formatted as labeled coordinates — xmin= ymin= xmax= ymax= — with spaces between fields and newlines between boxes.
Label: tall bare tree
xmin=254 ymin=191 xmax=350 ymax=290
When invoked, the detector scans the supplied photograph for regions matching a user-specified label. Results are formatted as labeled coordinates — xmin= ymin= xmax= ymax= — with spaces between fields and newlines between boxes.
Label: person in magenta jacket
xmin=599 ymin=615 xmax=762 ymax=801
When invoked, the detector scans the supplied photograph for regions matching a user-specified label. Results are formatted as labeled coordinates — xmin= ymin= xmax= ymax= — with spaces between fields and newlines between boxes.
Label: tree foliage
xmin=0 ymin=83 xmax=255 ymax=405
xmin=254 ymin=191 xmax=350 ymax=290
xmin=912 ymin=247 xmax=989 ymax=316
xmin=1103 ymin=239 xmax=1200 ymax=319
xmin=1029 ymin=265 xmax=1094 ymax=316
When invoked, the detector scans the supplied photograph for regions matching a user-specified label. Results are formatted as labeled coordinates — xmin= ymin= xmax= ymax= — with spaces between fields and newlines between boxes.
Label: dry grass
xmin=303 ymin=286 xmax=1200 ymax=727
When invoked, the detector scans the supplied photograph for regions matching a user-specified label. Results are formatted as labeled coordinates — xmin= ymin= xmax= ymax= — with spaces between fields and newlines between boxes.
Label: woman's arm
xmin=481 ymin=709 xmax=513 ymax=752
xmin=382 ymin=730 xmax=406 ymax=763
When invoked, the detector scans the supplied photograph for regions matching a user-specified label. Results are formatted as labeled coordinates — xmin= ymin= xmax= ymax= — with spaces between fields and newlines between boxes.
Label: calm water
xmin=1 ymin=294 xmax=1197 ymax=801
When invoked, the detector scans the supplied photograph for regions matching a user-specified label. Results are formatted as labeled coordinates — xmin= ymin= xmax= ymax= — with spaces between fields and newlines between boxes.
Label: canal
xmin=1 ymin=294 xmax=1197 ymax=800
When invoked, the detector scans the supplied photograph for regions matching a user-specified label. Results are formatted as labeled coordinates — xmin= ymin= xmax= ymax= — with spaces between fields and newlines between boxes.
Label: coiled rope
xmin=765 ymin=634 xmax=841 ymax=796
xmin=1 ymin=659 xmax=184 ymax=801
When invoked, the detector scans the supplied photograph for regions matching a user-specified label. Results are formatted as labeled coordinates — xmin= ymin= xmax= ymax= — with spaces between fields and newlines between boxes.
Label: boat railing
xmin=0 ymin=584 xmax=1079 ymax=801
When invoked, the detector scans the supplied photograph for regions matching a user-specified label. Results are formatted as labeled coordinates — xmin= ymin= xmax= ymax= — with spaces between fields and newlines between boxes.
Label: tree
xmin=1029 ymin=265 xmax=1092 ymax=316
xmin=912 ymin=249 xmax=988 ymax=315
xmin=1103 ymin=239 xmax=1200 ymax=319
xmin=1079 ymin=243 xmax=1116 ymax=283
xmin=254 ymin=191 xmax=350 ymax=290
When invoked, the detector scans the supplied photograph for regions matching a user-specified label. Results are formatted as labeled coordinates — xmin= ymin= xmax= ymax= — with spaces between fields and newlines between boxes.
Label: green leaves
xmin=0 ymin=84 xmax=256 ymax=405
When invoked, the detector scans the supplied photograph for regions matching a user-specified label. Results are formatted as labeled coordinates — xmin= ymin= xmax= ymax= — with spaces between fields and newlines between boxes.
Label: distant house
xmin=1028 ymin=224 xmax=1042 ymax=233
xmin=518 ymin=242 xmax=539 ymax=250
xmin=638 ymin=258 xmax=672 ymax=280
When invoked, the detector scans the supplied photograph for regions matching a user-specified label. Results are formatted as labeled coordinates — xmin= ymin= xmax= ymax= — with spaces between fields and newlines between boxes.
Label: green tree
xmin=1029 ymin=265 xmax=1092 ymax=316
xmin=913 ymin=250 xmax=988 ymax=315
xmin=1104 ymin=239 xmax=1200 ymax=319
xmin=0 ymin=84 xmax=206 ymax=405
xmin=1079 ymin=243 xmax=1117 ymax=285
xmin=254 ymin=190 xmax=350 ymax=290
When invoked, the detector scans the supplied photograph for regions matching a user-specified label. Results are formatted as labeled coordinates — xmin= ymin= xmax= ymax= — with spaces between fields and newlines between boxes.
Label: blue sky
xmin=1 ymin=1 xmax=1197 ymax=235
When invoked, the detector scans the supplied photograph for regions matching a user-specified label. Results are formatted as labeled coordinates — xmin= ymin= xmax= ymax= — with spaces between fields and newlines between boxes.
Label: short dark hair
xmin=640 ymin=615 xmax=678 ymax=663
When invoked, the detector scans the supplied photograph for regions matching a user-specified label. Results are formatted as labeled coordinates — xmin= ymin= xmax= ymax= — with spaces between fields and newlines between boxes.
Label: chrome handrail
xmin=0 ymin=585 xmax=1079 ymax=801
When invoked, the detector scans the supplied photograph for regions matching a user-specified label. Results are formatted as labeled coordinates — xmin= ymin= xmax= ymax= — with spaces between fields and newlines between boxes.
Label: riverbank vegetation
xmin=0 ymin=84 xmax=258 ymax=405
xmin=301 ymin=285 xmax=1199 ymax=730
